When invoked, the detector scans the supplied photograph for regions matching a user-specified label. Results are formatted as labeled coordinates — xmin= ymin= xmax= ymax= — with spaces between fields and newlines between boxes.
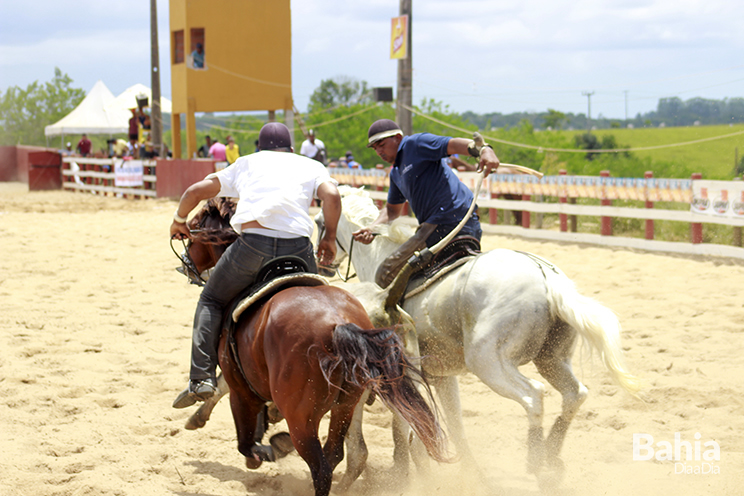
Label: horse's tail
xmin=543 ymin=266 xmax=643 ymax=397
xmin=325 ymin=323 xmax=450 ymax=463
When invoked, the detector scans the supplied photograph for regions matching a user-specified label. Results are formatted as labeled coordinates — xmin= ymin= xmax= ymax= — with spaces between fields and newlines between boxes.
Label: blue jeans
xmin=189 ymin=233 xmax=317 ymax=381
xmin=425 ymin=211 xmax=482 ymax=247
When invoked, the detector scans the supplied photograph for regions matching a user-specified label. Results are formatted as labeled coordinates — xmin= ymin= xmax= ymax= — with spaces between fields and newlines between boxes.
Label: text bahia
xmin=633 ymin=432 xmax=720 ymax=474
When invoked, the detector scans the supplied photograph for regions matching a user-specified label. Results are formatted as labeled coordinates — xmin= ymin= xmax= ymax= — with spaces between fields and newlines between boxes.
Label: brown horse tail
xmin=324 ymin=323 xmax=450 ymax=463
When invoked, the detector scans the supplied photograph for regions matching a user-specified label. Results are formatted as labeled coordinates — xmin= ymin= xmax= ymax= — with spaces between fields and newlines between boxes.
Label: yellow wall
xmin=170 ymin=0 xmax=293 ymax=156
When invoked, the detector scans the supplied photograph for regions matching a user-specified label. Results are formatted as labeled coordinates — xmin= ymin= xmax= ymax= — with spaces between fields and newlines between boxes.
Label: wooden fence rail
xmin=329 ymin=168 xmax=744 ymax=260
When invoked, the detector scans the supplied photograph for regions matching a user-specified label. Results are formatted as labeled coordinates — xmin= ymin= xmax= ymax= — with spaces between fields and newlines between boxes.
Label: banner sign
xmin=691 ymin=180 xmax=744 ymax=219
xmin=390 ymin=15 xmax=409 ymax=59
xmin=115 ymin=159 xmax=144 ymax=187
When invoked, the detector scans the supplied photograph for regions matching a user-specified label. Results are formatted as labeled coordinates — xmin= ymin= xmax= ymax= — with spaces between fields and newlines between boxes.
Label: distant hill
xmin=463 ymin=97 xmax=744 ymax=131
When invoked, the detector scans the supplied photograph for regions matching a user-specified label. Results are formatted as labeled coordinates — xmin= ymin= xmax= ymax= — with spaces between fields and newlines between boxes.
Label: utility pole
xmin=396 ymin=0 xmax=413 ymax=135
xmin=624 ymin=90 xmax=629 ymax=124
xmin=150 ymin=0 xmax=163 ymax=157
xmin=582 ymin=90 xmax=594 ymax=132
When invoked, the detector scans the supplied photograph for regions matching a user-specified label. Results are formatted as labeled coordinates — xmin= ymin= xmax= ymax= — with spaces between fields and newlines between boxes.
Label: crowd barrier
xmin=61 ymin=157 xmax=224 ymax=199
xmin=329 ymin=168 xmax=744 ymax=260
xmin=56 ymin=157 xmax=744 ymax=260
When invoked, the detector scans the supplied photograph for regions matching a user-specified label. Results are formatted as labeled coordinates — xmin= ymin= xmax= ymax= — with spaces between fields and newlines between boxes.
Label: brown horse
xmin=173 ymin=198 xmax=237 ymax=287
xmin=176 ymin=202 xmax=448 ymax=496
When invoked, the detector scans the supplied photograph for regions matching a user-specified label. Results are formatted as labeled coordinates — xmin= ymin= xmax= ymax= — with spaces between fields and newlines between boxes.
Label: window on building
xmin=173 ymin=30 xmax=184 ymax=64
xmin=189 ymin=28 xmax=206 ymax=70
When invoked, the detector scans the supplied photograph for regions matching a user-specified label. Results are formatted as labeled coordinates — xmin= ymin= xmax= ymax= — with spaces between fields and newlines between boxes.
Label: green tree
xmin=0 ymin=68 xmax=85 ymax=146
xmin=543 ymin=108 xmax=566 ymax=130
xmin=308 ymin=77 xmax=372 ymax=111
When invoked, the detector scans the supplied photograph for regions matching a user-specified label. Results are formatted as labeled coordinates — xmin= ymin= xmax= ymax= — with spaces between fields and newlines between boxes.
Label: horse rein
xmin=170 ymin=229 xmax=208 ymax=287
xmin=317 ymin=220 xmax=383 ymax=282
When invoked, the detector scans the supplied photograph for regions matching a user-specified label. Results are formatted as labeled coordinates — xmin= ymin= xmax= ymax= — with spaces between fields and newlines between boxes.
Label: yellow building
xmin=169 ymin=0 xmax=293 ymax=158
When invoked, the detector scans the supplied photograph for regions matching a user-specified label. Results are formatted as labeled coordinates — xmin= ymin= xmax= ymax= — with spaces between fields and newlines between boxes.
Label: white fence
xmin=329 ymin=168 xmax=744 ymax=260
xmin=62 ymin=157 xmax=157 ymax=198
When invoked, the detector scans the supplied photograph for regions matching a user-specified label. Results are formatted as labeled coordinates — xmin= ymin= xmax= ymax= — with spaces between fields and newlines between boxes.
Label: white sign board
xmin=114 ymin=159 xmax=144 ymax=187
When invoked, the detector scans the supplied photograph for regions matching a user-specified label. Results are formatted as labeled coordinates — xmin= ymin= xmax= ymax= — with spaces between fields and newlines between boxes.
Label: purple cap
xmin=258 ymin=122 xmax=292 ymax=151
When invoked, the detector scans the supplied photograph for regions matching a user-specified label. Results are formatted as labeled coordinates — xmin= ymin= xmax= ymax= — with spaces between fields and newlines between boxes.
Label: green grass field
xmin=560 ymin=124 xmax=744 ymax=180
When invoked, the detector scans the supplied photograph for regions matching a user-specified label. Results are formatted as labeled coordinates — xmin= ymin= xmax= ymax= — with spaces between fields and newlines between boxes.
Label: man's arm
xmin=316 ymin=182 xmax=341 ymax=266
xmin=352 ymin=202 xmax=406 ymax=244
xmin=448 ymin=138 xmax=500 ymax=177
xmin=170 ymin=177 xmax=221 ymax=240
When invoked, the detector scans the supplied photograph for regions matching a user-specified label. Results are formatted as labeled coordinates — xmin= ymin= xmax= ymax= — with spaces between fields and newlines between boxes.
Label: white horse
xmin=316 ymin=187 xmax=642 ymax=482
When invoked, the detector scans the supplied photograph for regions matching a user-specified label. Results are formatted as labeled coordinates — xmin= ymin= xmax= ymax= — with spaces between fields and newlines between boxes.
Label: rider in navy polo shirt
xmin=353 ymin=119 xmax=500 ymax=288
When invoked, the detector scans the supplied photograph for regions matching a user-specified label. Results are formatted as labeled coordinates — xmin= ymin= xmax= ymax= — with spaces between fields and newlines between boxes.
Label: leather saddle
xmin=404 ymin=236 xmax=481 ymax=298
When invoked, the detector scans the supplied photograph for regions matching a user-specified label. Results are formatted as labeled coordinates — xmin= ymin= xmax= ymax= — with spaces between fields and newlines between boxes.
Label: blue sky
xmin=1 ymin=0 xmax=743 ymax=119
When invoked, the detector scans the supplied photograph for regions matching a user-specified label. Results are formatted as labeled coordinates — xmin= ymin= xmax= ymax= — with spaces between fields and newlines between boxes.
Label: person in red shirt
xmin=76 ymin=134 xmax=92 ymax=157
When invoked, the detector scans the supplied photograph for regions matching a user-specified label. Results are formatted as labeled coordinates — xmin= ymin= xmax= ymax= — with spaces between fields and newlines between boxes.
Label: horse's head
xmin=175 ymin=198 xmax=238 ymax=285
xmin=313 ymin=186 xmax=414 ymax=281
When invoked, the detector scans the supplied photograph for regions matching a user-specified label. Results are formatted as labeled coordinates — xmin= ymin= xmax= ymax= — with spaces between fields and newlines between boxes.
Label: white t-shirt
xmin=206 ymin=151 xmax=337 ymax=238
xmin=300 ymin=138 xmax=325 ymax=160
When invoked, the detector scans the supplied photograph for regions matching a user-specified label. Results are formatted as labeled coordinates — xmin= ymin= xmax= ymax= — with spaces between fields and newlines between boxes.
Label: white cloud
xmin=1 ymin=0 xmax=743 ymax=117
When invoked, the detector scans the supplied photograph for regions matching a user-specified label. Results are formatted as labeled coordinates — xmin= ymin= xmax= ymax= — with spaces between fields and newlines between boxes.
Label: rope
xmin=295 ymin=105 xmax=376 ymax=130
xmin=399 ymin=103 xmax=744 ymax=154
xmin=207 ymin=62 xmax=291 ymax=88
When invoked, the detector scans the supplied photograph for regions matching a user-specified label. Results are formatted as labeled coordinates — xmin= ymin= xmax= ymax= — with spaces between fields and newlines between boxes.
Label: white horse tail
xmin=540 ymin=261 xmax=643 ymax=397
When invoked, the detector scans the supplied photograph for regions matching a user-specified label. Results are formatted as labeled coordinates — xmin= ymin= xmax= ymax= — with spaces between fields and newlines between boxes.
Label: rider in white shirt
xmin=299 ymin=129 xmax=327 ymax=164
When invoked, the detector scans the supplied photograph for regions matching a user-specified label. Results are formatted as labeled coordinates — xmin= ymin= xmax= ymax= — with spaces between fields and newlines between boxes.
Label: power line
xmin=399 ymin=102 xmax=744 ymax=154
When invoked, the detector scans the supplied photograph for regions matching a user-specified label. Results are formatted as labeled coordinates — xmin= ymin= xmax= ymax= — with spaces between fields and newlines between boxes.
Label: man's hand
xmin=477 ymin=146 xmax=500 ymax=177
xmin=170 ymin=221 xmax=190 ymax=240
xmin=352 ymin=227 xmax=377 ymax=245
xmin=316 ymin=234 xmax=337 ymax=267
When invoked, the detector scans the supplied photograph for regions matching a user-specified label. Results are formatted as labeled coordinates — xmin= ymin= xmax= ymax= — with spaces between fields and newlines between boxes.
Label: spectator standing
xmin=113 ymin=138 xmax=129 ymax=158
xmin=299 ymin=129 xmax=326 ymax=164
xmin=225 ymin=136 xmax=240 ymax=164
xmin=199 ymin=135 xmax=212 ymax=158
xmin=128 ymin=109 xmax=139 ymax=143
xmin=345 ymin=151 xmax=361 ymax=169
xmin=191 ymin=43 xmax=205 ymax=69
xmin=208 ymin=138 xmax=227 ymax=162
xmin=76 ymin=134 xmax=92 ymax=157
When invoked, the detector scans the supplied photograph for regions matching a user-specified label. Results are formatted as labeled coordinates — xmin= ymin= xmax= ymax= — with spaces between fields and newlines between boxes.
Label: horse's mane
xmin=339 ymin=186 xmax=414 ymax=244
xmin=189 ymin=198 xmax=239 ymax=246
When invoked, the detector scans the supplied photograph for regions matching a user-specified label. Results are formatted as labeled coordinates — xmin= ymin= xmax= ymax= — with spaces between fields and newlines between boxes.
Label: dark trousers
xmin=189 ymin=233 xmax=317 ymax=381
xmin=425 ymin=211 xmax=482 ymax=247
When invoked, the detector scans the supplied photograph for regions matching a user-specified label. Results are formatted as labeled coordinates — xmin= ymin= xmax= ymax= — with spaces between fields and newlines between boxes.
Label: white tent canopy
xmin=44 ymin=80 xmax=130 ymax=137
xmin=105 ymin=83 xmax=172 ymax=115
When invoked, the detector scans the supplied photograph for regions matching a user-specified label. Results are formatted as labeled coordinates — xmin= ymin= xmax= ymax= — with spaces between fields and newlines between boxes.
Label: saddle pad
xmin=232 ymin=273 xmax=328 ymax=322
xmin=404 ymin=255 xmax=474 ymax=300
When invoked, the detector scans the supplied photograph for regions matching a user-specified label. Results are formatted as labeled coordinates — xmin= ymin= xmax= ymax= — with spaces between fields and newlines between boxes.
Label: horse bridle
xmin=170 ymin=229 xmax=208 ymax=287
xmin=316 ymin=222 xmax=379 ymax=282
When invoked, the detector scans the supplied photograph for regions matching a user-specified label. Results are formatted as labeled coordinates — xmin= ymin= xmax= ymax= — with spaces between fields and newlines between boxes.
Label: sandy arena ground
xmin=1 ymin=182 xmax=743 ymax=496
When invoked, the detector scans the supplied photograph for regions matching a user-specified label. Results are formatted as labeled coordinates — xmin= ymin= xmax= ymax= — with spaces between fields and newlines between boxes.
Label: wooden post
xmin=489 ymin=187 xmax=499 ymax=225
xmin=691 ymin=172 xmax=703 ymax=244
xmin=375 ymin=163 xmax=385 ymax=209
xmin=600 ymin=170 xmax=612 ymax=236
xmin=644 ymin=171 xmax=654 ymax=240
xmin=559 ymin=169 xmax=568 ymax=232
xmin=570 ymin=197 xmax=577 ymax=232
xmin=521 ymin=194 xmax=531 ymax=228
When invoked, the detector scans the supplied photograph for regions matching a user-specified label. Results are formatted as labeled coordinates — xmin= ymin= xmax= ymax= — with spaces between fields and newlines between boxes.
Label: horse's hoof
xmin=245 ymin=455 xmax=263 ymax=470
xmin=267 ymin=402 xmax=284 ymax=423
xmin=184 ymin=416 xmax=206 ymax=430
xmin=269 ymin=432 xmax=295 ymax=459
xmin=251 ymin=444 xmax=276 ymax=462
xmin=537 ymin=465 xmax=565 ymax=491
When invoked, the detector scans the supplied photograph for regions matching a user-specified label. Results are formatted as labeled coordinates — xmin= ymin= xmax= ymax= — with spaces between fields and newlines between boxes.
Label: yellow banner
xmin=390 ymin=15 xmax=408 ymax=59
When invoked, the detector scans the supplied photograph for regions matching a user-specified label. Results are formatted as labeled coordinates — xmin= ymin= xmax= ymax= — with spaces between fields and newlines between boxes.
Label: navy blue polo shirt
xmin=388 ymin=133 xmax=475 ymax=226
